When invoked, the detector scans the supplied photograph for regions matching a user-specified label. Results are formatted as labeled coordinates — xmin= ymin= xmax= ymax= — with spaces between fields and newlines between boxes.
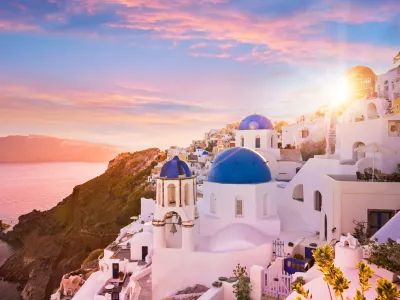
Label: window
xmin=241 ymin=136 xmax=244 ymax=147
xmin=210 ymin=193 xmax=216 ymax=214
xmin=157 ymin=183 xmax=161 ymax=205
xmin=263 ymin=194 xmax=268 ymax=216
xmin=292 ymin=185 xmax=304 ymax=202
xmin=168 ymin=184 xmax=176 ymax=206
xmin=235 ymin=196 xmax=243 ymax=217
xmin=368 ymin=209 xmax=395 ymax=235
xmin=255 ymin=135 xmax=261 ymax=148
xmin=364 ymin=78 xmax=371 ymax=88
xmin=301 ymin=129 xmax=309 ymax=138
xmin=184 ymin=183 xmax=190 ymax=205
xmin=314 ymin=191 xmax=322 ymax=211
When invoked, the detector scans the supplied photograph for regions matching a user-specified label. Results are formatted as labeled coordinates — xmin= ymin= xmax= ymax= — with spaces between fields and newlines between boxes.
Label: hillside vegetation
xmin=0 ymin=148 xmax=159 ymax=300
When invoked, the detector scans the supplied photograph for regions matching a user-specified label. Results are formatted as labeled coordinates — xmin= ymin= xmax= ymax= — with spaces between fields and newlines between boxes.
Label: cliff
xmin=0 ymin=148 xmax=160 ymax=300
xmin=0 ymin=135 xmax=124 ymax=163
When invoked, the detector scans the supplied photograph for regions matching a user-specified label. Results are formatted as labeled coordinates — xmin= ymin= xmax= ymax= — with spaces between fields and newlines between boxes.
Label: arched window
xmin=184 ymin=183 xmax=190 ymax=206
xmin=314 ymin=191 xmax=322 ymax=211
xmin=210 ymin=193 xmax=216 ymax=214
xmin=255 ymin=135 xmax=261 ymax=148
xmin=292 ymin=184 xmax=304 ymax=202
xmin=235 ymin=196 xmax=243 ymax=217
xmin=168 ymin=184 xmax=176 ymax=206
xmin=352 ymin=142 xmax=365 ymax=161
xmin=263 ymin=194 xmax=268 ymax=216
xmin=241 ymin=135 xmax=244 ymax=147
xmin=367 ymin=103 xmax=379 ymax=119
xmin=364 ymin=77 xmax=371 ymax=88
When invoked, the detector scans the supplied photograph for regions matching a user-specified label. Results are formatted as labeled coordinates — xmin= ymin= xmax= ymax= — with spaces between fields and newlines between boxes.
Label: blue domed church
xmin=199 ymin=147 xmax=281 ymax=239
xmin=235 ymin=114 xmax=281 ymax=178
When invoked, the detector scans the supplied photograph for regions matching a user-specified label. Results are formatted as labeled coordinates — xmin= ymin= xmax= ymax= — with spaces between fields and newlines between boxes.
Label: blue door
xmin=112 ymin=263 xmax=119 ymax=279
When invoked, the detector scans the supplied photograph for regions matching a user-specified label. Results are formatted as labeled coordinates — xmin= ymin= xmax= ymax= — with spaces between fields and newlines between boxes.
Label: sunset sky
xmin=0 ymin=0 xmax=399 ymax=149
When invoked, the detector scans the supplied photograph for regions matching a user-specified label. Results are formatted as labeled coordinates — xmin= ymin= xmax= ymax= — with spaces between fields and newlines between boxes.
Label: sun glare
xmin=328 ymin=78 xmax=349 ymax=110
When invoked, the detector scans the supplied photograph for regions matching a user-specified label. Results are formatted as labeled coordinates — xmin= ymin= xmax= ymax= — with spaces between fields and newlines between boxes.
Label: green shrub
xmin=232 ymin=264 xmax=251 ymax=300
xmin=300 ymin=139 xmax=326 ymax=161
xmin=294 ymin=254 xmax=305 ymax=261
xmin=83 ymin=249 xmax=103 ymax=264
xmin=368 ymin=238 xmax=400 ymax=275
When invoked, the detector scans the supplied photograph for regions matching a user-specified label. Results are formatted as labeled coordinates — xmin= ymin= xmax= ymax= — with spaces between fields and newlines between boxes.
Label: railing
xmin=264 ymin=263 xmax=292 ymax=298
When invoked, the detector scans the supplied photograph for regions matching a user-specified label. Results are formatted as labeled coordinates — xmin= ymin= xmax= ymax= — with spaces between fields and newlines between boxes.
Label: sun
xmin=327 ymin=78 xmax=350 ymax=110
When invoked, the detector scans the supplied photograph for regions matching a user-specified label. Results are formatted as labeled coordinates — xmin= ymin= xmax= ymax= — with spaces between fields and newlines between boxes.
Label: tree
xmin=376 ymin=278 xmax=400 ymax=300
xmin=292 ymin=244 xmax=400 ymax=300
xmin=354 ymin=262 xmax=374 ymax=300
xmin=273 ymin=120 xmax=289 ymax=134
xmin=312 ymin=245 xmax=350 ymax=300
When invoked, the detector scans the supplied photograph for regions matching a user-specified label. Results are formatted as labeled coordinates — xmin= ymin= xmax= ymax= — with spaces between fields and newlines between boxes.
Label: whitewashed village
xmin=50 ymin=53 xmax=400 ymax=300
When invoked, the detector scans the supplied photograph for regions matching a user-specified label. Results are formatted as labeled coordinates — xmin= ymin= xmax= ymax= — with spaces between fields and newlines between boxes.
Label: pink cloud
xmin=0 ymin=80 xmax=236 ymax=148
xmin=218 ymin=43 xmax=235 ymax=50
xmin=106 ymin=1 xmax=399 ymax=64
xmin=190 ymin=52 xmax=231 ymax=59
xmin=189 ymin=42 xmax=208 ymax=50
xmin=0 ymin=20 xmax=38 ymax=31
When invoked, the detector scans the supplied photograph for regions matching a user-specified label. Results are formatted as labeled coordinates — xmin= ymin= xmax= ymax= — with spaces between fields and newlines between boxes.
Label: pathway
xmin=138 ymin=274 xmax=152 ymax=300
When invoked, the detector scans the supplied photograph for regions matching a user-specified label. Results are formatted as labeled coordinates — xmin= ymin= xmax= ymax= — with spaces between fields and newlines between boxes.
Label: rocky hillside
xmin=0 ymin=148 xmax=160 ymax=300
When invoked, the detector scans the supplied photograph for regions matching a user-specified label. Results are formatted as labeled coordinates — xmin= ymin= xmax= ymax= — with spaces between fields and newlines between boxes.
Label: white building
xmin=200 ymin=148 xmax=280 ymax=239
xmin=235 ymin=114 xmax=303 ymax=181
xmin=282 ymin=117 xmax=327 ymax=149
xmin=152 ymin=150 xmax=282 ymax=299
xmin=167 ymin=146 xmax=187 ymax=161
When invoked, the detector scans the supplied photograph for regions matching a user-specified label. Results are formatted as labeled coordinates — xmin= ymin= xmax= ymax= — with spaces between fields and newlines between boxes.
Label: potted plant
xmin=232 ymin=264 xmax=251 ymax=300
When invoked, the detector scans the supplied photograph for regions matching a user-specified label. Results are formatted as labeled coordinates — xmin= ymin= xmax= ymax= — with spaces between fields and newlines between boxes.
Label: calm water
xmin=0 ymin=162 xmax=107 ymax=300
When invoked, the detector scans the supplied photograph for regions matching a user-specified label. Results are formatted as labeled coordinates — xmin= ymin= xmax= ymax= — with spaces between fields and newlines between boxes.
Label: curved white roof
xmin=208 ymin=223 xmax=268 ymax=252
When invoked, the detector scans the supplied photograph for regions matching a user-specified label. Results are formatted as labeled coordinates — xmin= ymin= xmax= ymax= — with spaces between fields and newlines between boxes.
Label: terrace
xmin=97 ymin=273 xmax=131 ymax=298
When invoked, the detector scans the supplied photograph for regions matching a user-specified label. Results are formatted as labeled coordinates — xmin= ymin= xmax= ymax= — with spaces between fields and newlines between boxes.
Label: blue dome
xmin=208 ymin=148 xmax=272 ymax=184
xmin=160 ymin=156 xmax=191 ymax=178
xmin=202 ymin=151 xmax=209 ymax=155
xmin=238 ymin=114 xmax=274 ymax=130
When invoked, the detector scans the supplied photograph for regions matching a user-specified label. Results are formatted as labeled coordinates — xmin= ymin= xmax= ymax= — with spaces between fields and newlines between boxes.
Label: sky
xmin=0 ymin=0 xmax=399 ymax=150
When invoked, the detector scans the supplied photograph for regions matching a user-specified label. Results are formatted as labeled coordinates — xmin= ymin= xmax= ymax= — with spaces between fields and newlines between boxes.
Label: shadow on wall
xmin=300 ymin=140 xmax=326 ymax=161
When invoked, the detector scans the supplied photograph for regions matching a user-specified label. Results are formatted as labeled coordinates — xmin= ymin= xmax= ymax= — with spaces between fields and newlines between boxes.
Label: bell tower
xmin=152 ymin=156 xmax=197 ymax=251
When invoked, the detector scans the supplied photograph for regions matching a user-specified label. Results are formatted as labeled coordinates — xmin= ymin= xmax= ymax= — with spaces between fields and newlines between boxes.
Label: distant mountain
xmin=0 ymin=135 xmax=124 ymax=163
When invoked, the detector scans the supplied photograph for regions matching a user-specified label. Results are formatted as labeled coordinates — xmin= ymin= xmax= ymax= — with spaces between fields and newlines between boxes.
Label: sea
xmin=0 ymin=162 xmax=108 ymax=300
